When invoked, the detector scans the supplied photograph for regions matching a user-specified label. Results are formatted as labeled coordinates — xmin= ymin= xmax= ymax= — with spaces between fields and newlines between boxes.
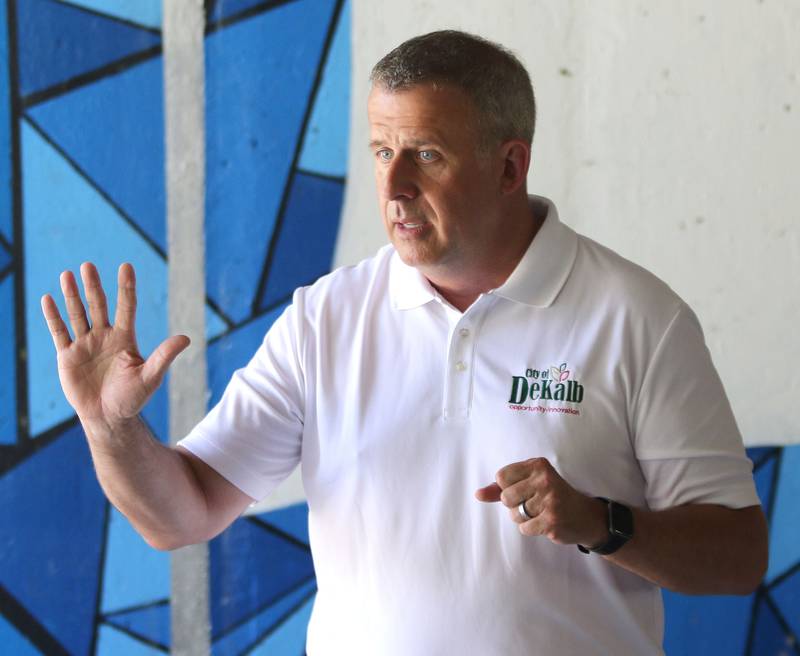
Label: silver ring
xmin=518 ymin=500 xmax=533 ymax=520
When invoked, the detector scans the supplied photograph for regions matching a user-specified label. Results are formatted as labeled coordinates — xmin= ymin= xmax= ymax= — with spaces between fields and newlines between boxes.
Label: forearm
xmin=81 ymin=414 xmax=210 ymax=550
xmin=602 ymin=503 xmax=768 ymax=595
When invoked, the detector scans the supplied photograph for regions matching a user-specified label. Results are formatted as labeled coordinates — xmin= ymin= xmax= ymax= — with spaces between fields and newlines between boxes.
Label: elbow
xmin=142 ymin=530 xmax=199 ymax=552
xmin=731 ymin=513 xmax=770 ymax=595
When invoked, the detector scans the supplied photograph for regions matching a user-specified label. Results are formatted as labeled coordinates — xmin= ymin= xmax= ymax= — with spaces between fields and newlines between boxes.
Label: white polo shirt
xmin=179 ymin=196 xmax=759 ymax=655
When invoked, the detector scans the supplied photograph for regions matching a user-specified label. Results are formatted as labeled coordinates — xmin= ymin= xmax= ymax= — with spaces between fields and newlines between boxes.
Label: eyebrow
xmin=368 ymin=138 xmax=444 ymax=150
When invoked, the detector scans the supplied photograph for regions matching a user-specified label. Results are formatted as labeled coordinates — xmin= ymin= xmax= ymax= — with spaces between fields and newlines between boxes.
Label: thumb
xmin=474 ymin=482 xmax=502 ymax=503
xmin=141 ymin=334 xmax=191 ymax=393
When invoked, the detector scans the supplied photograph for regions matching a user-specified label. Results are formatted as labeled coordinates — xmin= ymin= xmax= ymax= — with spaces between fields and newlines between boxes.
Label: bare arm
xmin=476 ymin=458 xmax=768 ymax=595
xmin=42 ymin=262 xmax=253 ymax=550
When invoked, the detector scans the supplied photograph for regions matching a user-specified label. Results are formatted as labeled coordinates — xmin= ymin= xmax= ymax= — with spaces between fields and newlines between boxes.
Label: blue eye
xmin=418 ymin=150 xmax=437 ymax=162
xmin=377 ymin=149 xmax=393 ymax=162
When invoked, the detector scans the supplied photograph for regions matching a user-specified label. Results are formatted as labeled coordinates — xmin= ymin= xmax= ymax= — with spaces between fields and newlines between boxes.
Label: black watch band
xmin=578 ymin=497 xmax=634 ymax=555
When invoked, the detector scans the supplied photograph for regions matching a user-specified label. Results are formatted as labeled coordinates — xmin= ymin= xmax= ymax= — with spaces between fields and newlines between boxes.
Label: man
xmin=43 ymin=30 xmax=766 ymax=654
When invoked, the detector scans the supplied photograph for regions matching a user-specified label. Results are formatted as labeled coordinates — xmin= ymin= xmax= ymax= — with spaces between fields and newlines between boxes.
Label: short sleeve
xmin=177 ymin=290 xmax=307 ymax=502
xmin=633 ymin=304 xmax=759 ymax=510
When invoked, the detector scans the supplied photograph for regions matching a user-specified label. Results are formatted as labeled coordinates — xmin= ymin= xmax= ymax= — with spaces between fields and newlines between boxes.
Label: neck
xmin=425 ymin=195 xmax=544 ymax=312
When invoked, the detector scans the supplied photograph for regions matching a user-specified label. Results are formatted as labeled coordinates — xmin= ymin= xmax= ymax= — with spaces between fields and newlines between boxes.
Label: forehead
xmin=367 ymin=83 xmax=479 ymax=142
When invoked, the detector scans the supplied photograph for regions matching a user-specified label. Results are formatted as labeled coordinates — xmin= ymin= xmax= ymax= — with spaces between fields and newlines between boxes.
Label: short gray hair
xmin=370 ymin=30 xmax=536 ymax=149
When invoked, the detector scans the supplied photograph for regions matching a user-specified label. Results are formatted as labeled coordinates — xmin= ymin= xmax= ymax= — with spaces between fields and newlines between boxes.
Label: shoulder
xmin=570 ymin=231 xmax=686 ymax=326
xmin=295 ymin=243 xmax=395 ymax=318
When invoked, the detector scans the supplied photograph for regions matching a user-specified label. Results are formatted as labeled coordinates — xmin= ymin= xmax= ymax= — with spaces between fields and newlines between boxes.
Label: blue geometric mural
xmin=0 ymin=0 xmax=349 ymax=652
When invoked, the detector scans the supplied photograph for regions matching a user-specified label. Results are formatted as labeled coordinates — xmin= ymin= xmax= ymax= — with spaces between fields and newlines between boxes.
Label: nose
xmin=378 ymin=155 xmax=418 ymax=201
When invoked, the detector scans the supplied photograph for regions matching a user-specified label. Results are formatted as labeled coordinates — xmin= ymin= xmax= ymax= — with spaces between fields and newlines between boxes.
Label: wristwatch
xmin=578 ymin=497 xmax=634 ymax=555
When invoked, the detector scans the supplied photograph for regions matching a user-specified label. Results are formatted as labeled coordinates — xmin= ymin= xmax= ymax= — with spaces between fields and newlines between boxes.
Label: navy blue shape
xmin=28 ymin=55 xmax=166 ymax=253
xmin=209 ymin=0 xmax=268 ymax=22
xmin=750 ymin=596 xmax=794 ymax=655
xmin=257 ymin=502 xmax=309 ymax=546
xmin=209 ymin=516 xmax=314 ymax=637
xmin=204 ymin=0 xmax=336 ymax=323
xmin=0 ymin=423 xmax=107 ymax=656
xmin=748 ymin=446 xmax=778 ymax=468
xmin=207 ymin=303 xmax=287 ymax=408
xmin=212 ymin=578 xmax=316 ymax=655
xmin=770 ymin=565 xmax=800 ymax=639
xmin=16 ymin=0 xmax=161 ymax=98
xmin=662 ymin=589 xmax=753 ymax=655
xmin=753 ymin=452 xmax=778 ymax=518
xmin=0 ymin=273 xmax=16 ymax=444
xmin=105 ymin=601 xmax=169 ymax=649
xmin=257 ymin=173 xmax=343 ymax=310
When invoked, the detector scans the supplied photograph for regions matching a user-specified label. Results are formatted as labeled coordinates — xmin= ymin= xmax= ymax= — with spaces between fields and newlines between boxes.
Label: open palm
xmin=41 ymin=262 xmax=189 ymax=429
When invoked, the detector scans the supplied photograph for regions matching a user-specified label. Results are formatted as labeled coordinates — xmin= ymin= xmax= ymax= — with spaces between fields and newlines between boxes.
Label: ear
xmin=498 ymin=140 xmax=531 ymax=195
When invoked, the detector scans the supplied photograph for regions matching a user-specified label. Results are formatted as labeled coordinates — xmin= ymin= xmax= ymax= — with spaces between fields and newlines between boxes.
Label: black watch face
xmin=609 ymin=502 xmax=634 ymax=540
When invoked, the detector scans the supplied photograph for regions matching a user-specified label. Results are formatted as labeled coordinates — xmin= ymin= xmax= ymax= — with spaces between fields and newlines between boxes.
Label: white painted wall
xmin=336 ymin=0 xmax=800 ymax=447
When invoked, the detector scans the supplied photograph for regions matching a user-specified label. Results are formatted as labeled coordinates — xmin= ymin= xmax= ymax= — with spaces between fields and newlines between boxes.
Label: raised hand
xmin=41 ymin=262 xmax=190 ymax=432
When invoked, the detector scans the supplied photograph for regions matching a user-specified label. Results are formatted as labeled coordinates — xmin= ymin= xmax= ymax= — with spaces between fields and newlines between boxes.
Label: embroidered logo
xmin=508 ymin=363 xmax=584 ymax=415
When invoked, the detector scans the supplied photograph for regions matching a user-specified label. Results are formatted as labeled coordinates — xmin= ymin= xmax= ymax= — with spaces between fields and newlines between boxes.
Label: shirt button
xmin=459 ymin=328 xmax=470 ymax=337
xmin=455 ymin=361 xmax=467 ymax=372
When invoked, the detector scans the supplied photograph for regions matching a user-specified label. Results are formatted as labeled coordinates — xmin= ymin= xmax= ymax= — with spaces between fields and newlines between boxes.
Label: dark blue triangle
xmin=662 ymin=588 xmax=753 ymax=655
xmin=0 ymin=273 xmax=17 ymax=444
xmin=207 ymin=303 xmax=287 ymax=408
xmin=257 ymin=502 xmax=309 ymax=546
xmin=750 ymin=595 xmax=795 ymax=655
xmin=770 ymin=565 xmax=800 ymax=640
xmin=257 ymin=173 xmax=343 ymax=311
xmin=105 ymin=601 xmax=169 ymax=649
xmin=204 ymin=0 xmax=336 ymax=322
xmin=212 ymin=578 xmax=315 ymax=655
xmin=0 ymin=423 xmax=107 ymax=656
xmin=28 ymin=55 xmax=166 ymax=253
xmin=209 ymin=516 xmax=314 ymax=636
xmin=16 ymin=0 xmax=161 ymax=98
xmin=748 ymin=446 xmax=779 ymax=469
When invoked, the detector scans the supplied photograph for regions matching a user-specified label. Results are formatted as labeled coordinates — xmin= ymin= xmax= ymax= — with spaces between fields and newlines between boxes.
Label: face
xmin=368 ymin=83 xmax=504 ymax=278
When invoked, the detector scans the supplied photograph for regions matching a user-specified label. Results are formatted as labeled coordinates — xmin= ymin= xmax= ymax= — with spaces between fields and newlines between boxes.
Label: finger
xmin=475 ymin=482 xmax=502 ymax=502
xmin=114 ymin=263 xmax=137 ymax=333
xmin=60 ymin=270 xmax=90 ymax=337
xmin=495 ymin=457 xmax=542 ymax=490
xmin=80 ymin=262 xmax=110 ymax=329
xmin=41 ymin=294 xmax=72 ymax=351
xmin=141 ymin=334 xmax=191 ymax=394
xmin=500 ymin=478 xmax=540 ymax=510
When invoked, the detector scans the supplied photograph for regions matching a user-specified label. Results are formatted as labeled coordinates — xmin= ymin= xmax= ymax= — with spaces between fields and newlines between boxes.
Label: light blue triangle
xmin=767 ymin=445 xmax=800 ymax=582
xmin=0 ymin=614 xmax=40 ymax=656
xmin=206 ymin=303 xmax=228 ymax=341
xmin=59 ymin=0 xmax=161 ymax=29
xmin=96 ymin=624 xmax=166 ymax=656
xmin=0 ymin=0 xmax=12 ymax=243
xmin=298 ymin=0 xmax=351 ymax=178
xmin=21 ymin=118 xmax=171 ymax=436
xmin=248 ymin=594 xmax=315 ymax=655
xmin=101 ymin=507 xmax=169 ymax=614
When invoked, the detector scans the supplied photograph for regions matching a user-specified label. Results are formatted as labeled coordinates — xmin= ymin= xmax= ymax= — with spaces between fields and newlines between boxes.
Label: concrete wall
xmin=339 ymin=0 xmax=800 ymax=447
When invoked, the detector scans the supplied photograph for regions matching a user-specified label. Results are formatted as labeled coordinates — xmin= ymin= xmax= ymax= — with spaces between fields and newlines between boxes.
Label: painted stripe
xmin=162 ymin=1 xmax=210 ymax=655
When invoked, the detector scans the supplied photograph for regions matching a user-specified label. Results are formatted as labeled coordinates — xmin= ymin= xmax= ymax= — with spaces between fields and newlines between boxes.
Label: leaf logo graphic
xmin=551 ymin=362 xmax=570 ymax=382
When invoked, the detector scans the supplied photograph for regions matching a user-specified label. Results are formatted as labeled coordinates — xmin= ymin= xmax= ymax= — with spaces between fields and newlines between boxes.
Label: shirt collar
xmin=493 ymin=195 xmax=578 ymax=308
xmin=388 ymin=194 xmax=578 ymax=311
xmin=389 ymin=250 xmax=438 ymax=310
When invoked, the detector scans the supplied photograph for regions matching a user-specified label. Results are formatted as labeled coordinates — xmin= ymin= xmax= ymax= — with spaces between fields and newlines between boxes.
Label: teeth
xmin=401 ymin=223 xmax=422 ymax=228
